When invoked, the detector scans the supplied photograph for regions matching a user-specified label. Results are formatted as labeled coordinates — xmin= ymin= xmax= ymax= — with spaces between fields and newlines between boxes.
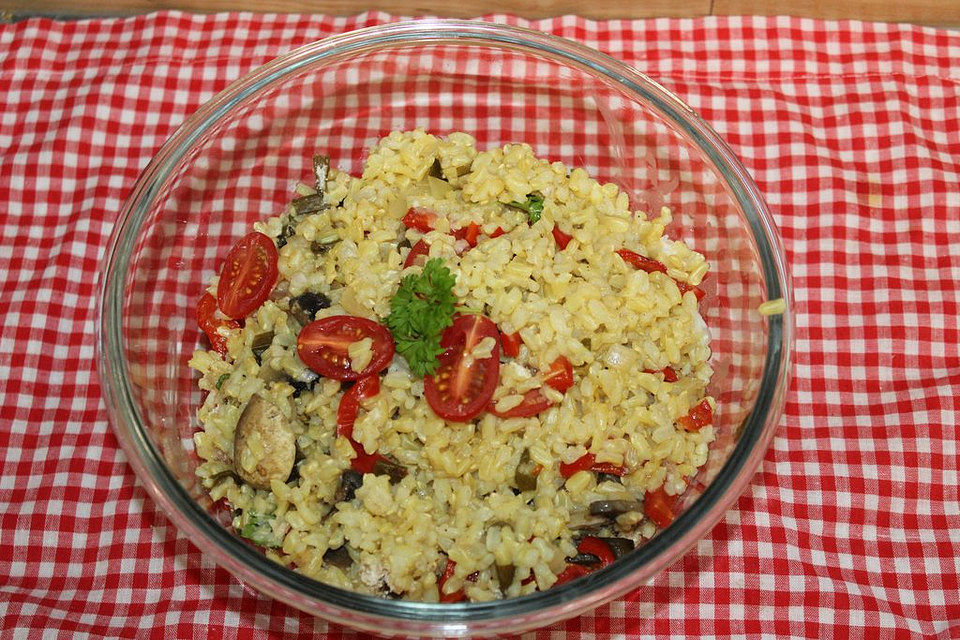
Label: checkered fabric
xmin=1 ymin=11 xmax=958 ymax=639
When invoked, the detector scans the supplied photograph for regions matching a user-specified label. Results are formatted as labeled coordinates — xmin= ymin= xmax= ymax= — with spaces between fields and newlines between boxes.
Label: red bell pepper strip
xmin=615 ymin=249 xmax=668 ymax=274
xmin=677 ymin=398 xmax=713 ymax=432
xmin=644 ymin=486 xmax=677 ymax=528
xmin=552 ymin=226 xmax=573 ymax=249
xmin=500 ymin=331 xmax=523 ymax=358
xmin=336 ymin=375 xmax=387 ymax=473
xmin=543 ymin=356 xmax=574 ymax=392
xmin=559 ymin=452 xmax=628 ymax=479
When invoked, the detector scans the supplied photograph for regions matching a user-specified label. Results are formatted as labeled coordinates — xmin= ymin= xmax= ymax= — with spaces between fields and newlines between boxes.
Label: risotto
xmin=189 ymin=130 xmax=715 ymax=602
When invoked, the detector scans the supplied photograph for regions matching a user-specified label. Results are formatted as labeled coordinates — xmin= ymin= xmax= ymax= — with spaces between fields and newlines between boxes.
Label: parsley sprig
xmin=508 ymin=192 xmax=545 ymax=224
xmin=385 ymin=258 xmax=457 ymax=376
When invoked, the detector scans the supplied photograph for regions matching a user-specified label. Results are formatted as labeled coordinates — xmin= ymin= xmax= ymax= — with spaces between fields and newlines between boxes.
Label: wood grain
xmin=2 ymin=0 xmax=959 ymax=26
xmin=714 ymin=0 xmax=960 ymax=26
xmin=1 ymin=0 xmax=712 ymax=19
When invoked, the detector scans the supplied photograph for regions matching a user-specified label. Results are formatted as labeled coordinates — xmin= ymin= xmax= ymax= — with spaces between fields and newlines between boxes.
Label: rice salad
xmin=189 ymin=130 xmax=716 ymax=602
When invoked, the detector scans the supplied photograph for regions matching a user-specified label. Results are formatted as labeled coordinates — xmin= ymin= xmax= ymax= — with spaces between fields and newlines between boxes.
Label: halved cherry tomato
xmin=424 ymin=315 xmax=500 ymax=422
xmin=558 ymin=452 xmax=628 ymax=479
xmin=402 ymin=207 xmax=437 ymax=233
xmin=452 ymin=222 xmax=481 ymax=248
xmin=543 ymin=356 xmax=574 ymax=392
xmin=403 ymin=239 xmax=431 ymax=268
xmin=489 ymin=227 xmax=507 ymax=238
xmin=217 ymin=232 xmax=279 ymax=319
xmin=676 ymin=280 xmax=706 ymax=301
xmin=552 ymin=226 xmax=573 ymax=250
xmin=577 ymin=537 xmax=616 ymax=566
xmin=336 ymin=375 xmax=385 ymax=473
xmin=677 ymin=398 xmax=713 ymax=432
xmin=297 ymin=315 xmax=395 ymax=381
xmin=196 ymin=293 xmax=242 ymax=355
xmin=489 ymin=388 xmax=552 ymax=419
xmin=438 ymin=559 xmax=466 ymax=603
xmin=643 ymin=366 xmax=678 ymax=382
xmin=615 ymin=249 xmax=668 ymax=275
xmin=644 ymin=486 xmax=677 ymax=528
xmin=500 ymin=331 xmax=523 ymax=358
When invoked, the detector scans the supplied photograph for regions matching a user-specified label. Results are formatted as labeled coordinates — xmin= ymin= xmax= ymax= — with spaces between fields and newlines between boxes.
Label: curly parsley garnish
xmin=508 ymin=192 xmax=544 ymax=224
xmin=385 ymin=258 xmax=457 ymax=376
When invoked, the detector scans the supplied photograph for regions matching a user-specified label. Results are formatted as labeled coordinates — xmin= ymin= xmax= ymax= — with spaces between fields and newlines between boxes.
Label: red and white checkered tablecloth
xmin=1 ymin=11 xmax=959 ymax=639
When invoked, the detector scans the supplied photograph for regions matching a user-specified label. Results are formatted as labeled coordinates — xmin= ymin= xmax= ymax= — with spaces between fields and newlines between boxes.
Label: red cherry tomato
xmin=500 ymin=331 xmax=523 ymax=358
xmin=552 ymin=226 xmax=573 ymax=250
xmin=403 ymin=239 xmax=431 ymax=268
xmin=216 ymin=232 xmax=279 ymax=319
xmin=402 ymin=207 xmax=437 ymax=233
xmin=644 ymin=486 xmax=677 ymax=528
xmin=489 ymin=388 xmax=552 ymax=419
xmin=643 ymin=366 xmax=678 ymax=382
xmin=489 ymin=227 xmax=506 ymax=238
xmin=677 ymin=399 xmax=713 ymax=432
xmin=196 ymin=293 xmax=242 ymax=355
xmin=452 ymin=222 xmax=481 ymax=248
xmin=543 ymin=356 xmax=574 ymax=392
xmin=336 ymin=375 xmax=386 ymax=473
xmin=297 ymin=315 xmax=395 ymax=381
xmin=424 ymin=315 xmax=500 ymax=422
xmin=615 ymin=249 xmax=668 ymax=275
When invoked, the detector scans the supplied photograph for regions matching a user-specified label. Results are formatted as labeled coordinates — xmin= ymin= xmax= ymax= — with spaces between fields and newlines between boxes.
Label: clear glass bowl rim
xmin=98 ymin=18 xmax=792 ymax=636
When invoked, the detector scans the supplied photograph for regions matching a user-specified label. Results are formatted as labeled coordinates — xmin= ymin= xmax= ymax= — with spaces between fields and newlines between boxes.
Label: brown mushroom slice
xmin=514 ymin=449 xmax=539 ymax=492
xmin=598 ymin=536 xmax=635 ymax=559
xmin=233 ymin=394 xmax=296 ymax=490
xmin=495 ymin=564 xmax=516 ymax=591
xmin=588 ymin=499 xmax=642 ymax=517
xmin=372 ymin=457 xmax=408 ymax=484
xmin=323 ymin=545 xmax=353 ymax=569
xmin=568 ymin=514 xmax=609 ymax=532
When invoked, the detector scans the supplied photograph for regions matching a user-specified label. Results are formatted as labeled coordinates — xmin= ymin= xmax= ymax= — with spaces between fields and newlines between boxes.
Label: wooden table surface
xmin=1 ymin=0 xmax=958 ymax=26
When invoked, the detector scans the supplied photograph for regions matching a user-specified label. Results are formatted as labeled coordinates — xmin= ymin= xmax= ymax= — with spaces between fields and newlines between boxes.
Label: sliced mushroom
xmin=514 ymin=449 xmax=539 ymax=492
xmin=335 ymin=469 xmax=364 ymax=503
xmin=568 ymin=514 xmax=609 ymax=532
xmin=598 ymin=536 xmax=635 ymax=558
xmin=291 ymin=193 xmax=326 ymax=216
xmin=233 ymin=395 xmax=296 ymax=490
xmin=596 ymin=472 xmax=623 ymax=485
xmin=588 ymin=500 xmax=642 ymax=517
xmin=566 ymin=552 xmax=600 ymax=565
xmin=495 ymin=564 xmax=516 ymax=591
xmin=427 ymin=158 xmax=444 ymax=179
xmin=313 ymin=154 xmax=330 ymax=193
xmin=290 ymin=291 xmax=331 ymax=326
xmin=323 ymin=545 xmax=353 ymax=569
xmin=251 ymin=331 xmax=275 ymax=366
xmin=372 ymin=457 xmax=408 ymax=484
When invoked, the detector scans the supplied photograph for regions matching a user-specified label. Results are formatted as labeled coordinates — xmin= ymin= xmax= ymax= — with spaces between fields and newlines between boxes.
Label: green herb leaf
xmin=215 ymin=373 xmax=229 ymax=390
xmin=239 ymin=512 xmax=282 ymax=548
xmin=385 ymin=258 xmax=457 ymax=377
xmin=508 ymin=193 xmax=545 ymax=225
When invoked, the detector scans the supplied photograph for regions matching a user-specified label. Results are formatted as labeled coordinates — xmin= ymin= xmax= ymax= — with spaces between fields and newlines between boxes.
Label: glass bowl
xmin=98 ymin=19 xmax=792 ymax=637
